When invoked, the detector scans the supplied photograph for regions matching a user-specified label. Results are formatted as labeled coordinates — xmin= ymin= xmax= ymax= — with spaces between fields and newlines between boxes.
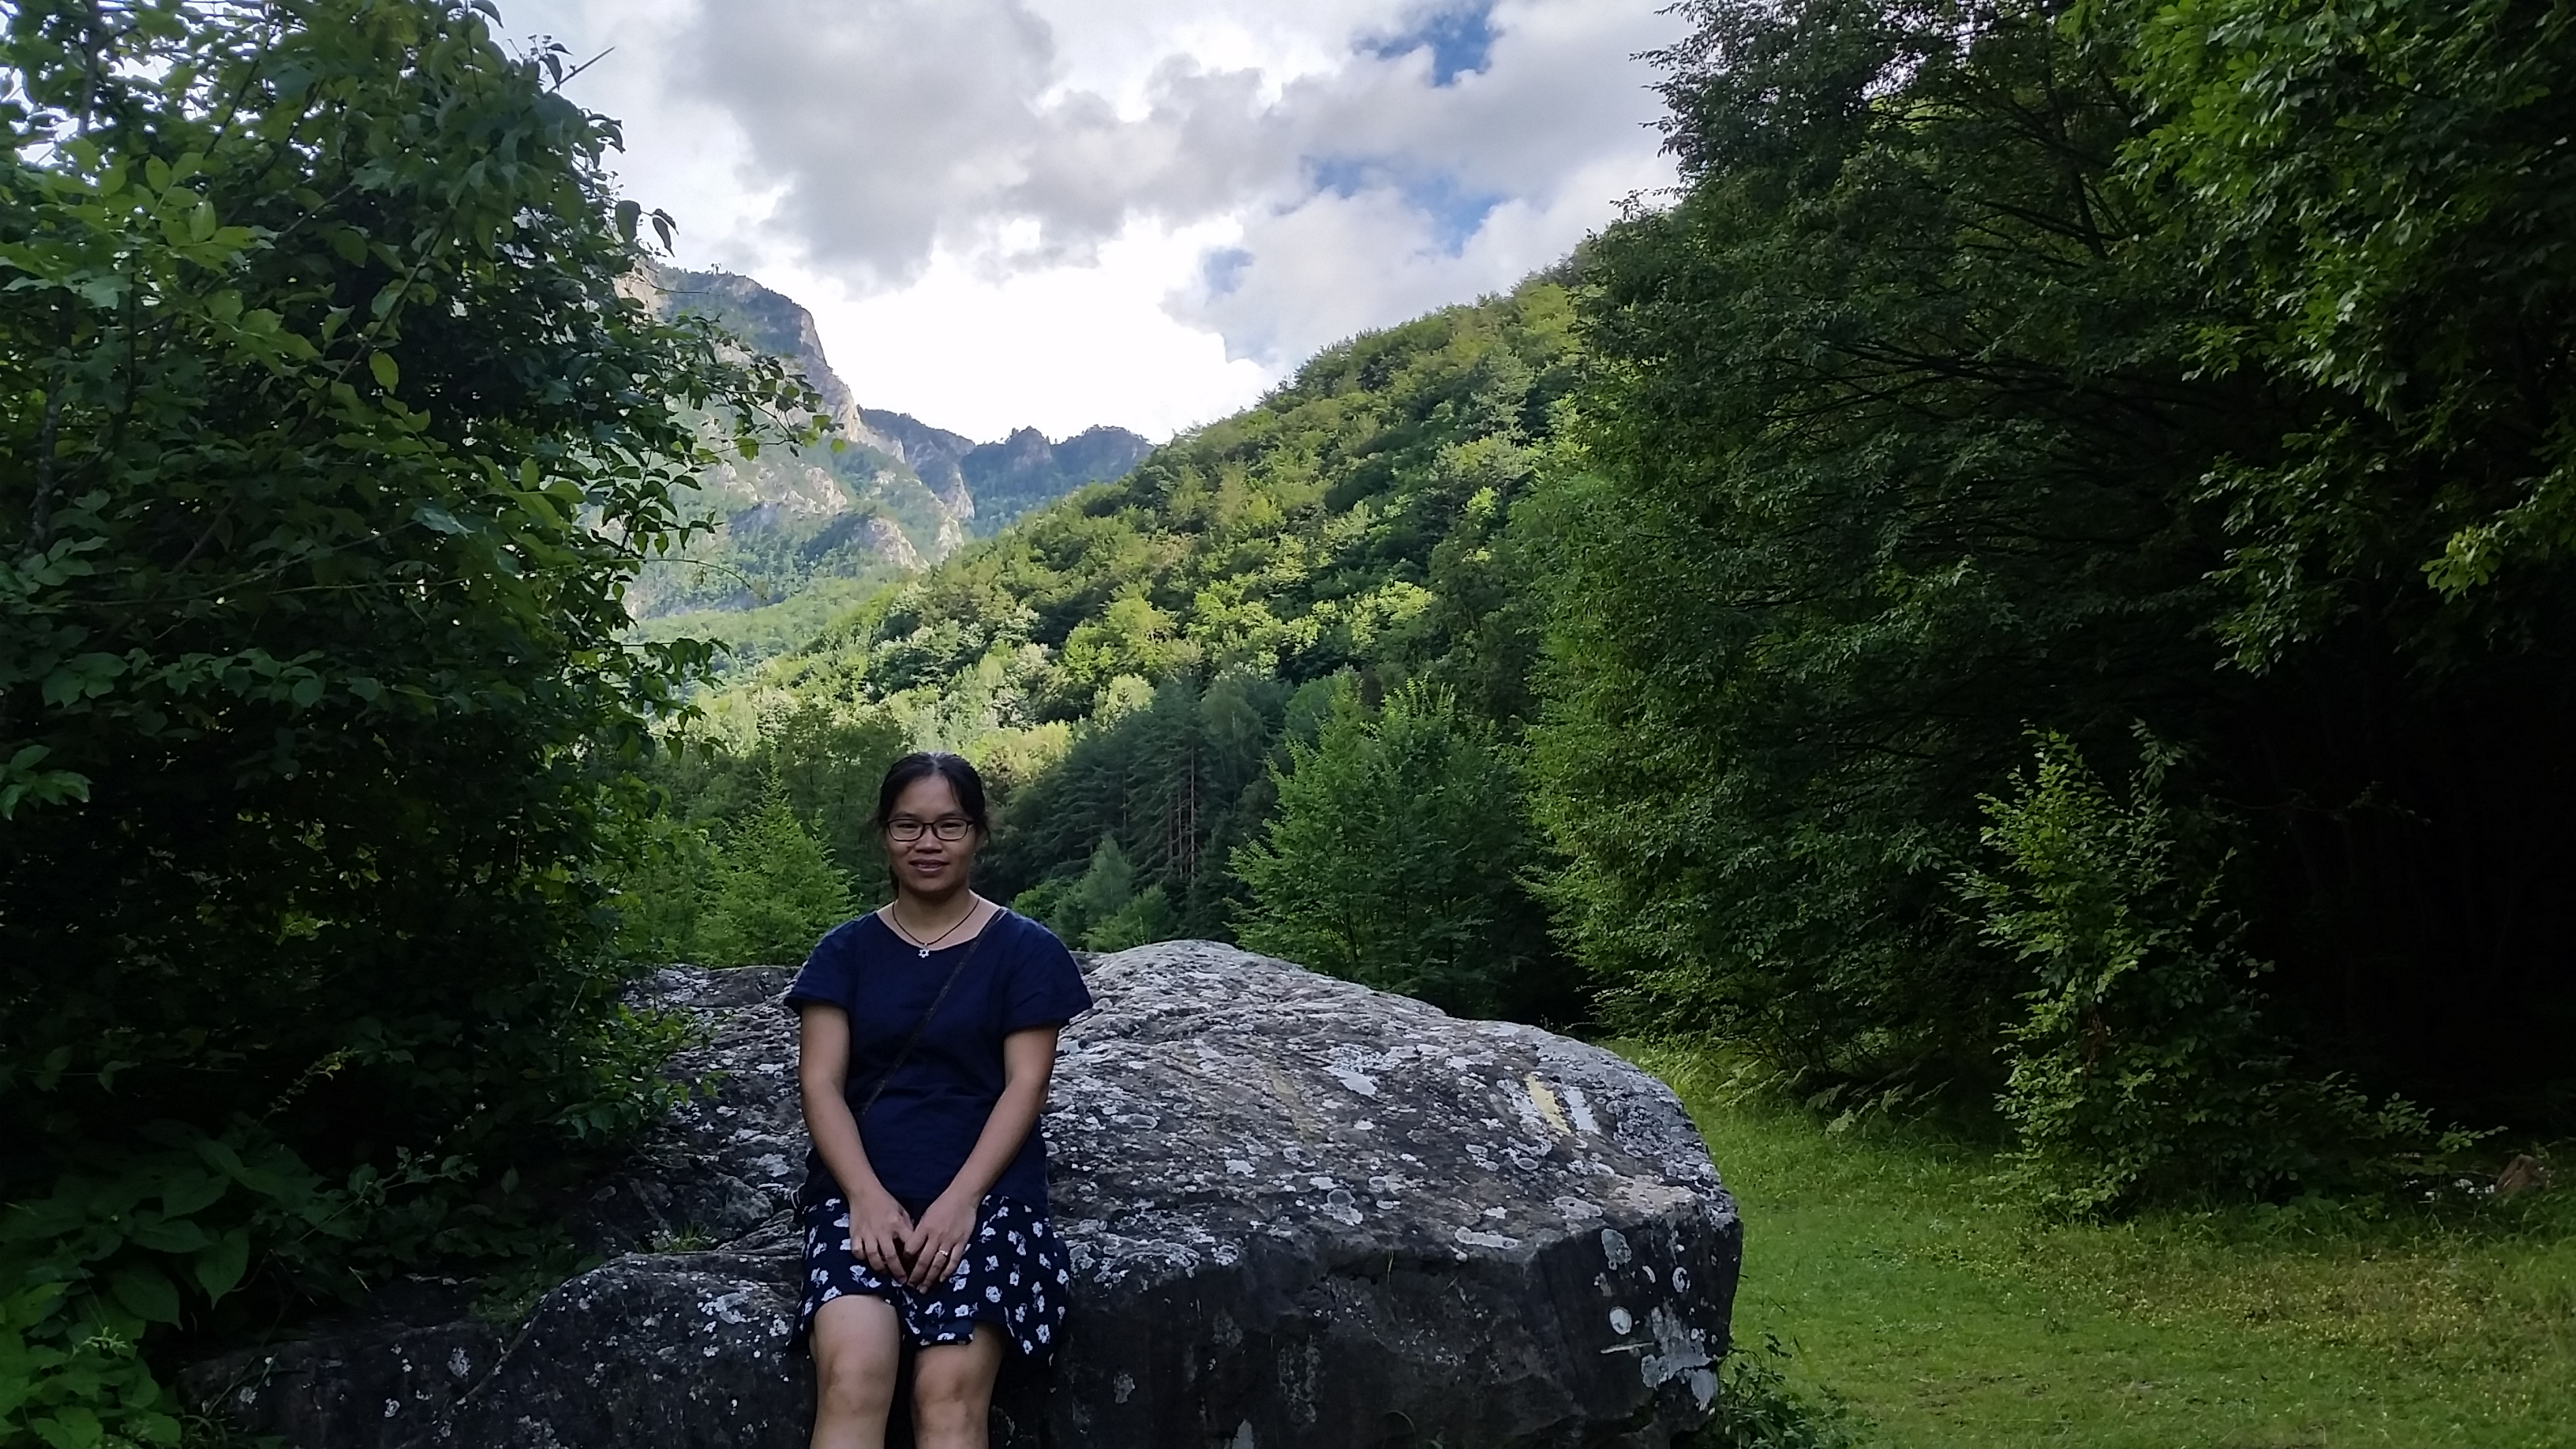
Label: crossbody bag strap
xmin=852 ymin=909 xmax=993 ymax=1125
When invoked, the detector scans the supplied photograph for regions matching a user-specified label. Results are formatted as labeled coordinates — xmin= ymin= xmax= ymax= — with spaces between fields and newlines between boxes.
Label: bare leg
xmin=910 ymin=1326 xmax=1005 ymax=1449
xmin=809 ymin=1294 xmax=902 ymax=1449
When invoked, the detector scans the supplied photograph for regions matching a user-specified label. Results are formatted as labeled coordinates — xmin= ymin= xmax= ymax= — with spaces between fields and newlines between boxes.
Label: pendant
xmin=918 ymin=946 xmax=930 ymax=958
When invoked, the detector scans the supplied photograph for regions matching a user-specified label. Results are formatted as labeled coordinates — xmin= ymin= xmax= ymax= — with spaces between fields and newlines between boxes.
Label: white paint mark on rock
xmin=1561 ymin=1083 xmax=1601 ymax=1134
xmin=1601 ymin=1228 xmax=1633 ymax=1268
xmin=1609 ymin=1306 xmax=1634 ymax=1335
xmin=1455 ymin=1226 xmax=1522 ymax=1250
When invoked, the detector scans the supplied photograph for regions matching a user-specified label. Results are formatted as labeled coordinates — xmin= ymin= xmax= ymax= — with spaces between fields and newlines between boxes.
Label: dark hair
xmin=874 ymin=751 xmax=990 ymax=834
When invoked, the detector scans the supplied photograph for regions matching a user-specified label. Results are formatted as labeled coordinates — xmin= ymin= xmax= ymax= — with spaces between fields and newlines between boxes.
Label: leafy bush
xmin=0 ymin=1 xmax=803 ymax=1438
xmin=1963 ymin=732 xmax=2446 ymax=1213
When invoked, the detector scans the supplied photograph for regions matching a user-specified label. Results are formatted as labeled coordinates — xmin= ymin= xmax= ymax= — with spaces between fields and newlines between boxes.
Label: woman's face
xmin=883 ymin=774 xmax=980 ymax=897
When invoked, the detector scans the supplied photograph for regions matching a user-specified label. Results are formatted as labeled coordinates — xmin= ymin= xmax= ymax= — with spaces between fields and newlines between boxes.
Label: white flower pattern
xmin=794 ymin=1193 xmax=1070 ymax=1363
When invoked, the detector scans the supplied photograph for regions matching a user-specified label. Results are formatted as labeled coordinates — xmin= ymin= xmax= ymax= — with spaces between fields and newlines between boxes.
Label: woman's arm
xmin=796 ymin=1003 xmax=915 ymax=1277
xmin=897 ymin=1024 xmax=1061 ymax=1289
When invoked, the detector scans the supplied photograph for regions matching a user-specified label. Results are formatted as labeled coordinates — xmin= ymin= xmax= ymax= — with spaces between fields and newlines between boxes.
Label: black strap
xmin=850 ymin=909 xmax=991 ymax=1125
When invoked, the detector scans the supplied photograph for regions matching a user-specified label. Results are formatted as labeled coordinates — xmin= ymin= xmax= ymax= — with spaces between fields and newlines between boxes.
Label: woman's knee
xmin=818 ymin=1347 xmax=896 ymax=1411
xmin=910 ymin=1338 xmax=1000 ymax=1427
xmin=811 ymin=1299 xmax=900 ymax=1412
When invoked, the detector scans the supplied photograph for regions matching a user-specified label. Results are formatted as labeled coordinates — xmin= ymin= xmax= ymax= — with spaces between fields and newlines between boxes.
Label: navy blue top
xmin=784 ymin=908 xmax=1092 ymax=1212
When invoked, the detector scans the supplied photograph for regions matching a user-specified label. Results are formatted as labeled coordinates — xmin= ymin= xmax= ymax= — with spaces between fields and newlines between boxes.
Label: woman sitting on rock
xmin=787 ymin=751 xmax=1094 ymax=1449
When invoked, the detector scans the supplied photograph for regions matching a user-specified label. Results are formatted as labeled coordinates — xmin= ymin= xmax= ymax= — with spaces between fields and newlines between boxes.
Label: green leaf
xmin=39 ymin=653 xmax=128 ymax=707
xmin=159 ymin=1172 xmax=227 ymax=1218
xmin=125 ymin=1217 xmax=210 ymax=1254
xmin=30 ymin=1406 xmax=103 ymax=1449
xmin=193 ymin=1230 xmax=251 ymax=1303
xmin=107 ymin=1268 xmax=179 ymax=1325
xmin=369 ymin=351 xmax=400 ymax=390
xmin=414 ymin=504 xmax=470 ymax=535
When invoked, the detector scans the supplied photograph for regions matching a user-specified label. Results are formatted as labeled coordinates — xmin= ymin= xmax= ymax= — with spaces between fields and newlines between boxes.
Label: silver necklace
xmin=891 ymin=900 xmax=976 ymax=957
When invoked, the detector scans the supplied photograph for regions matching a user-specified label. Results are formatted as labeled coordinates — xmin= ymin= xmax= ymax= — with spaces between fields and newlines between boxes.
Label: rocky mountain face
xmin=623 ymin=267 xmax=1151 ymax=620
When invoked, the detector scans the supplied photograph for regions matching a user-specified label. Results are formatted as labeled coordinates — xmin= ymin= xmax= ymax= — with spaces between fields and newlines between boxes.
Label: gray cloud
xmin=665 ymin=0 xmax=1679 ymax=361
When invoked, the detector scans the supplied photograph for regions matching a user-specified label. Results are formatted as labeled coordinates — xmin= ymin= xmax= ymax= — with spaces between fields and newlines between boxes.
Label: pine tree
xmin=1230 ymin=681 xmax=1544 ymax=1017
xmin=698 ymin=781 xmax=858 ymax=966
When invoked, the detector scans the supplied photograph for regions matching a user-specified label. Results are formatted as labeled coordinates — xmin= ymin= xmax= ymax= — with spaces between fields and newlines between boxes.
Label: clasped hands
xmin=845 ymin=1186 xmax=979 ymax=1290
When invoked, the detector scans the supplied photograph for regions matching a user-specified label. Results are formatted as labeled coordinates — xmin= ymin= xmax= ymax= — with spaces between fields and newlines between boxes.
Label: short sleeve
xmin=782 ymin=917 xmax=863 ymax=1013
xmin=1001 ymin=917 xmax=1093 ymax=1032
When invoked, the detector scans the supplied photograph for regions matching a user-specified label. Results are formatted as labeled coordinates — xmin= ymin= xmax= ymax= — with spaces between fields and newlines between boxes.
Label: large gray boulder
xmin=184 ymin=942 xmax=1741 ymax=1447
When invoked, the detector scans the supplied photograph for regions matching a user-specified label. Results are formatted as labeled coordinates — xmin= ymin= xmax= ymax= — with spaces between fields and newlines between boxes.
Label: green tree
xmin=1231 ymin=681 xmax=1553 ymax=1019
xmin=1532 ymin=0 xmax=2576 ymax=1133
xmin=988 ymin=673 xmax=1286 ymax=938
xmin=698 ymin=783 xmax=857 ymax=966
xmin=611 ymin=815 xmax=724 ymax=962
xmin=0 ymin=2 xmax=810 ymax=1436
xmin=2114 ymin=0 xmax=2576 ymax=646
xmin=1533 ymin=0 xmax=2222 ymax=1083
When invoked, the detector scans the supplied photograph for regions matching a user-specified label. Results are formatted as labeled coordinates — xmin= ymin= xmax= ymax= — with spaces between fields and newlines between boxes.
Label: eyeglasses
xmin=886 ymin=817 xmax=975 ymax=843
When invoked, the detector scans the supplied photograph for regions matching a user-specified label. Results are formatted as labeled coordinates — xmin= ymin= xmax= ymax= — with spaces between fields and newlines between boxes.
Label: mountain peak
xmin=621 ymin=265 xmax=1159 ymax=622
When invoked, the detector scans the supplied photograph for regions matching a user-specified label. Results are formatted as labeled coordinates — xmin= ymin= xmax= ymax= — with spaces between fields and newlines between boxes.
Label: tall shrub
xmin=1961 ymin=732 xmax=2436 ymax=1213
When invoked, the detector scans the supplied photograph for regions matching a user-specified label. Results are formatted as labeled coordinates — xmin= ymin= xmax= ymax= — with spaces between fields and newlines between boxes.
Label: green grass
xmin=1625 ymin=1046 xmax=2576 ymax=1449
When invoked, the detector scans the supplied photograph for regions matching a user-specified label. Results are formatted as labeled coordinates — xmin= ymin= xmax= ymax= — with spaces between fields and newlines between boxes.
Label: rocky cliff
xmin=624 ymin=268 xmax=1151 ymax=621
xmin=184 ymin=942 xmax=1741 ymax=1447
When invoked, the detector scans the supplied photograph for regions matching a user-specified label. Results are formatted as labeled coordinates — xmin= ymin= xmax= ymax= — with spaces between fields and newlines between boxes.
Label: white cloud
xmin=497 ymin=0 xmax=1681 ymax=440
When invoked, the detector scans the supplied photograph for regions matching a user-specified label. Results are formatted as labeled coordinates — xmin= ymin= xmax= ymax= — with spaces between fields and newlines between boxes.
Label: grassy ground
xmin=1624 ymin=1046 xmax=2576 ymax=1449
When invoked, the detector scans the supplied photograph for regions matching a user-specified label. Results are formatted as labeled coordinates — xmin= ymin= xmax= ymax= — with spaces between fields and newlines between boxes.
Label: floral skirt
xmin=792 ymin=1190 xmax=1071 ymax=1364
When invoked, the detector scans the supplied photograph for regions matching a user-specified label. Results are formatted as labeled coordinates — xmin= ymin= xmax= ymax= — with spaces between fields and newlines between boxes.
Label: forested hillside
xmin=631 ymin=276 xmax=1579 ymax=1021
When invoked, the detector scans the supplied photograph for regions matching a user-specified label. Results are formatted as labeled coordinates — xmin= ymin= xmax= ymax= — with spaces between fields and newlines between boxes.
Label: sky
xmin=498 ymin=0 xmax=1686 ymax=442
